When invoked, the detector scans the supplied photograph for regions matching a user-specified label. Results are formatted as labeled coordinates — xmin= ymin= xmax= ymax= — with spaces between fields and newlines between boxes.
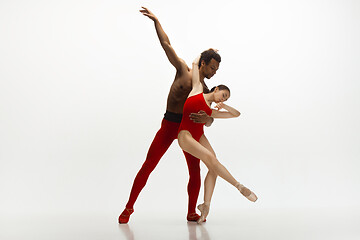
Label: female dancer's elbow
xmin=234 ymin=111 xmax=241 ymax=117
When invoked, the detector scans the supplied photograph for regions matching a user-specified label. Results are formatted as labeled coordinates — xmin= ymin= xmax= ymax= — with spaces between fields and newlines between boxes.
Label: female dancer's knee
xmin=207 ymin=169 xmax=217 ymax=177
xmin=203 ymin=153 xmax=218 ymax=170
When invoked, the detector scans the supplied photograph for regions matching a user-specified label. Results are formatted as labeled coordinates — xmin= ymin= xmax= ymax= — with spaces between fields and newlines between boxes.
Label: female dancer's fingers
xmin=215 ymin=102 xmax=223 ymax=110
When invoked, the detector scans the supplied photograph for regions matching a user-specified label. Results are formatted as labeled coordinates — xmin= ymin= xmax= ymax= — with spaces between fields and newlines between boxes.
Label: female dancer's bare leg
xmin=178 ymin=131 xmax=238 ymax=186
xmin=197 ymin=134 xmax=217 ymax=223
xmin=178 ymin=131 xmax=257 ymax=222
xmin=199 ymin=134 xmax=218 ymax=203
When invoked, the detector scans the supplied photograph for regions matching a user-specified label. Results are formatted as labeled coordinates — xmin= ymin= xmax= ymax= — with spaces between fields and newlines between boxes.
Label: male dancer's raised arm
xmin=140 ymin=7 xmax=187 ymax=73
xmin=140 ymin=7 xmax=213 ymax=125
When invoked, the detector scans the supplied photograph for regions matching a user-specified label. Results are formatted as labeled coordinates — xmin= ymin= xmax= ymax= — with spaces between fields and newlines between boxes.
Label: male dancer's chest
xmin=166 ymin=74 xmax=193 ymax=113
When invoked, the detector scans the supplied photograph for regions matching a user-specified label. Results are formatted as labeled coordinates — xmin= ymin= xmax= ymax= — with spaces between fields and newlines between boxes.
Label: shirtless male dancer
xmin=118 ymin=7 xmax=221 ymax=223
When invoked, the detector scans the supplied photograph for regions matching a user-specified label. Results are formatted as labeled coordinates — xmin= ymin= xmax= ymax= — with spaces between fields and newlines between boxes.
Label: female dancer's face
xmin=214 ymin=89 xmax=230 ymax=103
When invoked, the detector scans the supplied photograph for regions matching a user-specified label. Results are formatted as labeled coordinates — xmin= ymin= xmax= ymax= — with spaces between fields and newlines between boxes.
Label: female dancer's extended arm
xmin=211 ymin=102 xmax=241 ymax=118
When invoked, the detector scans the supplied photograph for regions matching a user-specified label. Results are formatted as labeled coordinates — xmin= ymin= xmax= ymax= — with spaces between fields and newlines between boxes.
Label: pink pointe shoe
xmin=197 ymin=203 xmax=209 ymax=224
xmin=236 ymin=182 xmax=258 ymax=202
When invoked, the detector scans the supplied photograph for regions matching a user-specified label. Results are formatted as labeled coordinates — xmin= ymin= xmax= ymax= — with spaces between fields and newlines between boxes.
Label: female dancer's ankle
xmin=197 ymin=203 xmax=210 ymax=224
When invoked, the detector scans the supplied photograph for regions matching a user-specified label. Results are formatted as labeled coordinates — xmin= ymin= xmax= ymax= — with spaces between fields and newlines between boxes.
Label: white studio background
xmin=1 ymin=0 xmax=360 ymax=224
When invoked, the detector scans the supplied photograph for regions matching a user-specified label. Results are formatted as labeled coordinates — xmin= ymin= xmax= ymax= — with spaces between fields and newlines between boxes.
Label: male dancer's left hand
xmin=190 ymin=110 xmax=213 ymax=126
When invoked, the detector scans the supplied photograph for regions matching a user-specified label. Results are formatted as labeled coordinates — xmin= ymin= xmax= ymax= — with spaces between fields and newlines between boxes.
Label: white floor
xmin=1 ymin=208 xmax=359 ymax=240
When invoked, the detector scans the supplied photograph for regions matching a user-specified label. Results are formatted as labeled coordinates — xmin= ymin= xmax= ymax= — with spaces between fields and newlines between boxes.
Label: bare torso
xmin=166 ymin=67 xmax=209 ymax=114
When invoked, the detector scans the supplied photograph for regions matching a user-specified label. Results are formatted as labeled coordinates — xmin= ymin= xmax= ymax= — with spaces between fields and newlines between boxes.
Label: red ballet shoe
xmin=187 ymin=213 xmax=206 ymax=222
xmin=118 ymin=208 xmax=134 ymax=224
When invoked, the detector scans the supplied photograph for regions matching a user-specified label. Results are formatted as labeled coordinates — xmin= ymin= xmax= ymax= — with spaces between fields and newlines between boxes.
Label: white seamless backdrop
xmin=1 ymin=0 xmax=360 ymax=224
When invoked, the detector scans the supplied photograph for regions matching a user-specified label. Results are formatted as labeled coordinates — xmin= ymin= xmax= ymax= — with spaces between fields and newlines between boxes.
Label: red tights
xmin=125 ymin=118 xmax=201 ymax=215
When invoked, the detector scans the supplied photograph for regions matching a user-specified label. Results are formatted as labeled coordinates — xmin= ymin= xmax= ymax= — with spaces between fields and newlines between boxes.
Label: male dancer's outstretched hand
xmin=190 ymin=110 xmax=214 ymax=127
xmin=140 ymin=7 xmax=157 ymax=21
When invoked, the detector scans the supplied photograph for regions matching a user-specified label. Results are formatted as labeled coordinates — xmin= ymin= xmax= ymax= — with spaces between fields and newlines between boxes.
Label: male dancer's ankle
xmin=119 ymin=208 xmax=134 ymax=224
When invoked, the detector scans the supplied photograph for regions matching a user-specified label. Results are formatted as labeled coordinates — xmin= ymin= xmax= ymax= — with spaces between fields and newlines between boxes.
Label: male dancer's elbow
xmin=160 ymin=41 xmax=171 ymax=50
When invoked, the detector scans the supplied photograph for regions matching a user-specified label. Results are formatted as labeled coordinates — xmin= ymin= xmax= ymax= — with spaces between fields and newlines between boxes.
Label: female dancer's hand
xmin=212 ymin=103 xmax=241 ymax=118
xmin=208 ymin=48 xmax=219 ymax=53
xmin=192 ymin=55 xmax=201 ymax=66
xmin=215 ymin=102 xmax=224 ymax=110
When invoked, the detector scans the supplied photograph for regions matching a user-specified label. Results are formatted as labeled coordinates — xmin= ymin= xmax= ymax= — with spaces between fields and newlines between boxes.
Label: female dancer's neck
xmin=204 ymin=92 xmax=215 ymax=103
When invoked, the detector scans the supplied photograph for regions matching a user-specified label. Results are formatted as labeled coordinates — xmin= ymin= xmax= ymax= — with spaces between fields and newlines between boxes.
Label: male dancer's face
xmin=200 ymin=58 xmax=220 ymax=79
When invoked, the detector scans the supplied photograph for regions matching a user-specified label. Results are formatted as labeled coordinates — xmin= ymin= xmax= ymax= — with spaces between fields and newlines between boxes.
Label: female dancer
xmin=178 ymin=56 xmax=257 ymax=223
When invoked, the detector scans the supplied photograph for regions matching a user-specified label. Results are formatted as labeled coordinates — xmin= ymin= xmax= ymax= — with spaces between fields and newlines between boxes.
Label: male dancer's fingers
xmin=191 ymin=118 xmax=204 ymax=123
xmin=189 ymin=116 xmax=199 ymax=123
xmin=190 ymin=111 xmax=206 ymax=118
xmin=139 ymin=9 xmax=149 ymax=15
xmin=140 ymin=7 xmax=149 ymax=14
xmin=190 ymin=114 xmax=201 ymax=123
xmin=140 ymin=6 xmax=152 ymax=15
xmin=140 ymin=8 xmax=156 ymax=20
xmin=190 ymin=110 xmax=208 ymax=123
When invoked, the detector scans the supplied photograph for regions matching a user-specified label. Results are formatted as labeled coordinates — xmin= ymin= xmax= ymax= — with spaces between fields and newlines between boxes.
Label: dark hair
xmin=210 ymin=84 xmax=230 ymax=96
xmin=198 ymin=49 xmax=221 ymax=68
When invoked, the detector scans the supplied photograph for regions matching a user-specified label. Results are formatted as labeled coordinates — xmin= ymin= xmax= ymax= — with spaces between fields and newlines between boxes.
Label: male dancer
xmin=119 ymin=7 xmax=221 ymax=223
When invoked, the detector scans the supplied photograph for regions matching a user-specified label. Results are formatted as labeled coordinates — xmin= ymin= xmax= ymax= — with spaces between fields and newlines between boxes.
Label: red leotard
xmin=178 ymin=93 xmax=213 ymax=141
